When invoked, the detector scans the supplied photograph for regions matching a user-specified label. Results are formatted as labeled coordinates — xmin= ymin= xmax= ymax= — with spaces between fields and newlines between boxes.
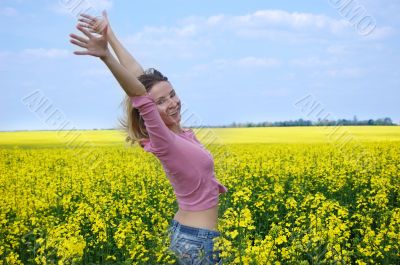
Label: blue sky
xmin=1 ymin=0 xmax=399 ymax=130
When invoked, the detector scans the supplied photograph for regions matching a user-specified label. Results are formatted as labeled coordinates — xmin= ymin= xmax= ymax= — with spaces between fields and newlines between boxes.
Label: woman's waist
xmin=173 ymin=205 xmax=219 ymax=231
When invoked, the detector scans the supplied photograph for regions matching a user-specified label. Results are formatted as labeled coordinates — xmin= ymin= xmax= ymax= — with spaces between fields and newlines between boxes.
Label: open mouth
xmin=169 ymin=109 xmax=180 ymax=116
xmin=169 ymin=105 xmax=181 ymax=116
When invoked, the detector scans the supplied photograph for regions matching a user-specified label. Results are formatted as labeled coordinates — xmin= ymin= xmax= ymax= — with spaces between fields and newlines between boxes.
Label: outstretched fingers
xmin=78 ymin=21 xmax=106 ymax=33
xmin=69 ymin=32 xmax=89 ymax=54
xmin=76 ymin=25 xmax=93 ymax=38
xmin=78 ymin=17 xmax=95 ymax=26
xmin=73 ymin=50 xmax=94 ymax=56
xmin=79 ymin=13 xmax=96 ymax=21
xmin=70 ymin=12 xmax=109 ymax=57
xmin=69 ymin=33 xmax=88 ymax=44
xmin=77 ymin=23 xmax=97 ymax=33
xmin=70 ymin=39 xmax=86 ymax=49
xmin=101 ymin=24 xmax=108 ymax=37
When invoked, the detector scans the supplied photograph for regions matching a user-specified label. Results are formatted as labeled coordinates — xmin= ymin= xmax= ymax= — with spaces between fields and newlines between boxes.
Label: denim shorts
xmin=167 ymin=219 xmax=223 ymax=265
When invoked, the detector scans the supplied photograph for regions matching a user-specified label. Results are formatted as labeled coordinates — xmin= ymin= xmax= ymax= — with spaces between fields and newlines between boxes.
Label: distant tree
xmin=225 ymin=116 xmax=394 ymax=127
xmin=383 ymin=117 xmax=393 ymax=125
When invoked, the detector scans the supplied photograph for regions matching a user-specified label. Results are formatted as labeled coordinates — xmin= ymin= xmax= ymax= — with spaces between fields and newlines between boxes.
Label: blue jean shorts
xmin=167 ymin=219 xmax=223 ymax=265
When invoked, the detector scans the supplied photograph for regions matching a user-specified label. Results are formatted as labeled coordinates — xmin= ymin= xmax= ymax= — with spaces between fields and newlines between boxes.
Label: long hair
xmin=119 ymin=68 xmax=168 ymax=147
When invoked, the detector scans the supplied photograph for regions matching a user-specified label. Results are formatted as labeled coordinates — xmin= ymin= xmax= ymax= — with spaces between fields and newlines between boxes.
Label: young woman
xmin=69 ymin=11 xmax=227 ymax=264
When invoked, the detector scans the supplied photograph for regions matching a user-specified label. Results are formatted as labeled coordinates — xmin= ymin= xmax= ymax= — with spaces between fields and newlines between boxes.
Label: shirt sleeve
xmin=130 ymin=93 xmax=175 ymax=154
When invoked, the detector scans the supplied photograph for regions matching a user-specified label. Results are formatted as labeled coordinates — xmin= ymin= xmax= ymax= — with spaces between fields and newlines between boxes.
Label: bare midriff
xmin=173 ymin=205 xmax=219 ymax=231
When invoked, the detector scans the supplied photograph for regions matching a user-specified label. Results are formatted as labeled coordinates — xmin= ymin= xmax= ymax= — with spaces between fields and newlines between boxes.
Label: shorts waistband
xmin=170 ymin=219 xmax=221 ymax=239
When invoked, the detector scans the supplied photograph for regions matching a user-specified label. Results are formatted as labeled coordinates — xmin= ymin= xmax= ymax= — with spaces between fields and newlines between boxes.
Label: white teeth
xmin=169 ymin=108 xmax=180 ymax=116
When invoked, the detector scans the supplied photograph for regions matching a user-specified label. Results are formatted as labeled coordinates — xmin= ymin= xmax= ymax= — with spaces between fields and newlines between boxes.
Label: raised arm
xmin=78 ymin=11 xmax=144 ymax=77
xmin=70 ymin=25 xmax=174 ymax=153
xmin=70 ymin=25 xmax=145 ymax=97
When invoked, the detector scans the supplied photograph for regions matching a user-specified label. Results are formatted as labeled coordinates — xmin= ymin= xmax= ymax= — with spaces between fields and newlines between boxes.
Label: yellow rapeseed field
xmin=0 ymin=126 xmax=399 ymax=264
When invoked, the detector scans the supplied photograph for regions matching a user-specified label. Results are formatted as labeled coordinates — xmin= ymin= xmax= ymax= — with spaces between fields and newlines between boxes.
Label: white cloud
xmin=290 ymin=57 xmax=337 ymax=68
xmin=326 ymin=67 xmax=364 ymax=78
xmin=364 ymin=26 xmax=396 ymax=41
xmin=0 ymin=51 xmax=12 ymax=58
xmin=206 ymin=15 xmax=225 ymax=26
xmin=233 ymin=10 xmax=345 ymax=30
xmin=326 ymin=44 xmax=352 ymax=55
xmin=235 ymin=57 xmax=281 ymax=68
xmin=226 ymin=10 xmax=395 ymax=41
xmin=20 ymin=49 xmax=70 ymax=59
xmin=80 ymin=68 xmax=110 ymax=77
xmin=187 ymin=56 xmax=281 ymax=76
xmin=124 ymin=8 xmax=394 ymax=62
xmin=124 ymin=9 xmax=359 ymax=61
xmin=123 ymin=25 xmax=212 ymax=60
xmin=0 ymin=51 xmax=12 ymax=71
xmin=259 ymin=87 xmax=290 ymax=97
xmin=51 ymin=0 xmax=113 ymax=17
xmin=181 ymin=10 xmax=351 ymax=38
xmin=0 ymin=7 xmax=18 ymax=16
xmin=176 ymin=24 xmax=198 ymax=37
xmin=87 ymin=0 xmax=113 ymax=11
xmin=121 ymin=10 xmax=392 ymax=78
xmin=210 ymin=57 xmax=281 ymax=70
xmin=0 ymin=49 xmax=71 ymax=62
xmin=358 ymin=0 xmax=400 ymax=23
xmin=140 ymin=24 xmax=198 ymax=38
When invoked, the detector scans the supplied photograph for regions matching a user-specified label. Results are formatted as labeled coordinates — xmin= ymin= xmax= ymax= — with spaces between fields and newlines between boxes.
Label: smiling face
xmin=148 ymin=81 xmax=182 ymax=130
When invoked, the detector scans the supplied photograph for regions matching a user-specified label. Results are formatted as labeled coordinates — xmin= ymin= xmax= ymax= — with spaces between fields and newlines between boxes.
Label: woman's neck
xmin=169 ymin=124 xmax=183 ymax=134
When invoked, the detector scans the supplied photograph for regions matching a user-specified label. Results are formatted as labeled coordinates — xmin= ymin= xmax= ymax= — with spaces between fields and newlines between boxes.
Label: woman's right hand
xmin=69 ymin=24 xmax=109 ymax=59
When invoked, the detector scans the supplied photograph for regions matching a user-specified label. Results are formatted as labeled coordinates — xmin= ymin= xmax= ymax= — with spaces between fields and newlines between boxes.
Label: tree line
xmin=216 ymin=116 xmax=397 ymax=128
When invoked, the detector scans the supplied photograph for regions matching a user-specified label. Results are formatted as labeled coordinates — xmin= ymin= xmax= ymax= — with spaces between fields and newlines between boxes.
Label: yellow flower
xmin=228 ymin=230 xmax=239 ymax=239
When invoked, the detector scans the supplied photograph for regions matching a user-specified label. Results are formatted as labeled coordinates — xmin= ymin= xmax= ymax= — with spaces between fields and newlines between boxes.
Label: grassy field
xmin=1 ymin=126 xmax=399 ymax=148
xmin=0 ymin=126 xmax=399 ymax=264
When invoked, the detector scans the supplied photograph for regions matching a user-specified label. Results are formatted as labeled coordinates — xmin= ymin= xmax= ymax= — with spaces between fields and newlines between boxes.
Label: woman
xmin=69 ymin=11 xmax=227 ymax=264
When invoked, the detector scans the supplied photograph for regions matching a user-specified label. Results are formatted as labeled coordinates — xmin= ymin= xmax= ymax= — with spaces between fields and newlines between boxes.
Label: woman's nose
xmin=168 ymin=98 xmax=179 ymax=108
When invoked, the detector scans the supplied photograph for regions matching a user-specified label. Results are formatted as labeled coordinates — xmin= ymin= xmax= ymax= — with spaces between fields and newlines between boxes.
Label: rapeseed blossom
xmin=0 ymin=139 xmax=399 ymax=264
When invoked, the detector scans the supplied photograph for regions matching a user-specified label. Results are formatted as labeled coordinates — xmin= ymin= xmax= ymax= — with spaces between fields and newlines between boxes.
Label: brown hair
xmin=119 ymin=68 xmax=168 ymax=147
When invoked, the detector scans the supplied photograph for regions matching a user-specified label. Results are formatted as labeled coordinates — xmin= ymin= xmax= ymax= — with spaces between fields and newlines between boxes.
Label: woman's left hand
xmin=78 ymin=10 xmax=110 ymax=35
xmin=69 ymin=24 xmax=109 ymax=59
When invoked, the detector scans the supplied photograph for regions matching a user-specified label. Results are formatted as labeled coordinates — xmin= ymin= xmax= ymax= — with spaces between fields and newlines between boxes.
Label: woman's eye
xmin=156 ymin=91 xmax=175 ymax=104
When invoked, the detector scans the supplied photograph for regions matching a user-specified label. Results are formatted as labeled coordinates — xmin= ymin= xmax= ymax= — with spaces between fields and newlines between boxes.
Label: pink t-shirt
xmin=131 ymin=93 xmax=228 ymax=211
